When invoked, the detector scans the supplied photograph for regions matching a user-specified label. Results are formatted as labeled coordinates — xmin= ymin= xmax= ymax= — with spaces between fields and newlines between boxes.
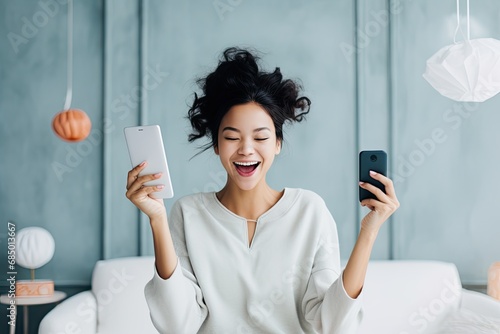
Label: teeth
xmin=234 ymin=161 xmax=259 ymax=166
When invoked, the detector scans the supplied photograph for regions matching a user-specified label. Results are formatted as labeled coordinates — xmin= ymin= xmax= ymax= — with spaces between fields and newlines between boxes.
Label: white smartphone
xmin=124 ymin=125 xmax=174 ymax=199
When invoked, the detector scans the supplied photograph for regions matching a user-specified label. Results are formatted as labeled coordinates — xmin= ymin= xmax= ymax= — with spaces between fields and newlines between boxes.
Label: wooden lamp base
xmin=16 ymin=280 xmax=54 ymax=297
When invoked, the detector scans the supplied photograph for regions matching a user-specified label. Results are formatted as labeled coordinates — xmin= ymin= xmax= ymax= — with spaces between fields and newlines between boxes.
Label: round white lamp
xmin=16 ymin=227 xmax=55 ymax=297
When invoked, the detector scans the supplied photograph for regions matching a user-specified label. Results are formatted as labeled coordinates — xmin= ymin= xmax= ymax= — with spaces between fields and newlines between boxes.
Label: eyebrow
xmin=222 ymin=127 xmax=271 ymax=133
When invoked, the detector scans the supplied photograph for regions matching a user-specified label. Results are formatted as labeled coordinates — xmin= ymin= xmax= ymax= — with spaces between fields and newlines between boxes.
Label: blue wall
xmin=1 ymin=0 xmax=500 ymax=331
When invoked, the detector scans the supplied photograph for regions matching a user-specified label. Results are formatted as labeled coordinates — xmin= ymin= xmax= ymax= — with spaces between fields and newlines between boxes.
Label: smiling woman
xmin=125 ymin=47 xmax=399 ymax=333
xmin=215 ymin=102 xmax=281 ymax=192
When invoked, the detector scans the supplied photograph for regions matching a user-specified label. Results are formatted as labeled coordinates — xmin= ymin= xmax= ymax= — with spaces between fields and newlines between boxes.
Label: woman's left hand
xmin=359 ymin=171 xmax=400 ymax=236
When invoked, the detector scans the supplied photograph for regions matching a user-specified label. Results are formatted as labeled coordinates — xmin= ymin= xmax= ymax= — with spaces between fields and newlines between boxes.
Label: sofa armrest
xmin=460 ymin=289 xmax=500 ymax=321
xmin=39 ymin=291 xmax=97 ymax=334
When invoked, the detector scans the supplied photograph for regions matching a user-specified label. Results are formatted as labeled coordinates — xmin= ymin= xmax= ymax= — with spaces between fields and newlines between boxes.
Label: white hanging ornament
xmin=423 ymin=0 xmax=500 ymax=102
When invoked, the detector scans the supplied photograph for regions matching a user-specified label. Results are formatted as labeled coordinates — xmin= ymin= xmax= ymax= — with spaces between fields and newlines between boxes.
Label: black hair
xmin=187 ymin=47 xmax=311 ymax=154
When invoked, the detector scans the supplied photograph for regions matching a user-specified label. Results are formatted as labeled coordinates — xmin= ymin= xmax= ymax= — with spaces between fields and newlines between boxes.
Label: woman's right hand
xmin=126 ymin=161 xmax=166 ymax=219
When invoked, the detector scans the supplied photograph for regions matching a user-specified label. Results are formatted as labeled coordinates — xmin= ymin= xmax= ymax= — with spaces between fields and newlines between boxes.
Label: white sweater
xmin=144 ymin=188 xmax=363 ymax=333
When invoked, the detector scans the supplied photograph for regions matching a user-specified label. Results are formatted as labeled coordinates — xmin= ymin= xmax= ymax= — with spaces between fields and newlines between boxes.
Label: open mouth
xmin=233 ymin=161 xmax=261 ymax=175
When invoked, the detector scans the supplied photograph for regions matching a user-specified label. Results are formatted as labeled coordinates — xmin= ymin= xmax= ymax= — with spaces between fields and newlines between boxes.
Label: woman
xmin=126 ymin=47 xmax=399 ymax=333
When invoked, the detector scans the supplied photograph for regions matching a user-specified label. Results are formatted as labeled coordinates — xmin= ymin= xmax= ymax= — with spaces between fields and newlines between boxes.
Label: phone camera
xmin=370 ymin=155 xmax=377 ymax=162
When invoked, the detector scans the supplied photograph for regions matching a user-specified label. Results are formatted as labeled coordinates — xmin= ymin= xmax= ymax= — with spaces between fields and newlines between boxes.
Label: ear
xmin=214 ymin=145 xmax=219 ymax=155
xmin=275 ymin=139 xmax=281 ymax=155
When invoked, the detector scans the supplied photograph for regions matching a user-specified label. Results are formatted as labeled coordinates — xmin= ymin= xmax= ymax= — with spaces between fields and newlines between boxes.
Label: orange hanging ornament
xmin=53 ymin=0 xmax=91 ymax=142
xmin=52 ymin=109 xmax=91 ymax=142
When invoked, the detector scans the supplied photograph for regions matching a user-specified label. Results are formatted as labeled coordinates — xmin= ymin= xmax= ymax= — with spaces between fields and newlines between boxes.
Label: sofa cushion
xmin=91 ymin=256 xmax=157 ymax=334
xmin=434 ymin=308 xmax=500 ymax=333
xmin=461 ymin=289 xmax=500 ymax=321
xmin=357 ymin=260 xmax=462 ymax=334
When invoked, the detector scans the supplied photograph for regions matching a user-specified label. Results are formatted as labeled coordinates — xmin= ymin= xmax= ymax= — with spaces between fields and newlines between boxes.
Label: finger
xmin=359 ymin=181 xmax=390 ymax=203
xmin=369 ymin=171 xmax=397 ymax=198
xmin=360 ymin=200 xmax=375 ymax=211
xmin=127 ymin=184 xmax=165 ymax=200
xmin=127 ymin=172 xmax=162 ymax=194
xmin=136 ymin=172 xmax=163 ymax=186
xmin=360 ymin=198 xmax=380 ymax=210
xmin=368 ymin=172 xmax=400 ymax=208
xmin=127 ymin=161 xmax=147 ymax=189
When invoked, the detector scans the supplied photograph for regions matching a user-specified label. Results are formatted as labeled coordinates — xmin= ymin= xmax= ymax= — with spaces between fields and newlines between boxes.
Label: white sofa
xmin=39 ymin=257 xmax=500 ymax=334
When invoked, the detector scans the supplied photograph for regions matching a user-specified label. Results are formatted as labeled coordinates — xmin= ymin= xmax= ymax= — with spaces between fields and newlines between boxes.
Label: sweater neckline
xmin=203 ymin=187 xmax=300 ymax=223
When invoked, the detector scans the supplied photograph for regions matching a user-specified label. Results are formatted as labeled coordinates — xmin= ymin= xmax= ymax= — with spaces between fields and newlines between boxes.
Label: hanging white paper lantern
xmin=423 ymin=38 xmax=500 ymax=102
xmin=16 ymin=227 xmax=55 ymax=270
xmin=423 ymin=0 xmax=500 ymax=102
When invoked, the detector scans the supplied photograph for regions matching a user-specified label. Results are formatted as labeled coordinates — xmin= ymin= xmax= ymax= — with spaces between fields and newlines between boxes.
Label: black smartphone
xmin=359 ymin=150 xmax=387 ymax=202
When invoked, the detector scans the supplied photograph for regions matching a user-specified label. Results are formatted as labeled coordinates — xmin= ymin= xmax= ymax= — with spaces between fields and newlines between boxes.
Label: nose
xmin=238 ymin=139 xmax=255 ymax=156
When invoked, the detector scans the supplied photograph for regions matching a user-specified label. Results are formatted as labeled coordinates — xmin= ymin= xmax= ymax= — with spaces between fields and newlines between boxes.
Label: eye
xmin=224 ymin=137 xmax=239 ymax=141
xmin=255 ymin=138 xmax=269 ymax=141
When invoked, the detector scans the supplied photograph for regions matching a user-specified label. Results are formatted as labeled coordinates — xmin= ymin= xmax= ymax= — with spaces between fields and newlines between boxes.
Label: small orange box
xmin=16 ymin=280 xmax=54 ymax=297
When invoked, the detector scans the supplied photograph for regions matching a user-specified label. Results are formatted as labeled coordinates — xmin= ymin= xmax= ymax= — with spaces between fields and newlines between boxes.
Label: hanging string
xmin=453 ymin=0 xmax=460 ymax=43
xmin=63 ymin=0 xmax=73 ymax=111
xmin=454 ymin=0 xmax=471 ymax=43
xmin=466 ymin=0 xmax=470 ymax=40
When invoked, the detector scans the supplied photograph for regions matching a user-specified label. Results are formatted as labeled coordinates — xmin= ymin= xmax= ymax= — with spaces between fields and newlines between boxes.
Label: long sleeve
xmin=144 ymin=201 xmax=208 ymax=334
xmin=303 ymin=269 xmax=363 ymax=333
xmin=302 ymin=199 xmax=363 ymax=333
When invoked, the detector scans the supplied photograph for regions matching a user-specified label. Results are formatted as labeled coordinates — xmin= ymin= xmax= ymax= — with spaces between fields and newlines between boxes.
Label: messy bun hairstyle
xmin=187 ymin=47 xmax=311 ymax=153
